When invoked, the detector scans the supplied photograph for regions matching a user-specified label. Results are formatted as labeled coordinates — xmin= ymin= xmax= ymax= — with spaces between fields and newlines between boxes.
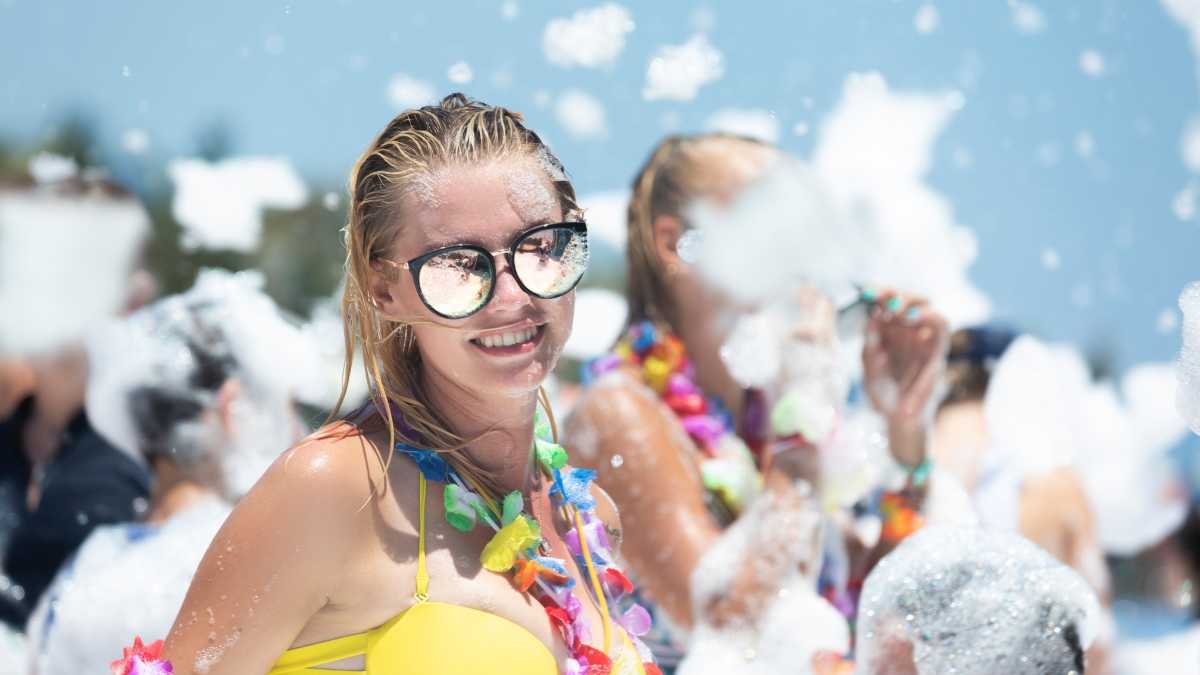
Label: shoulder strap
xmin=415 ymin=473 xmax=430 ymax=602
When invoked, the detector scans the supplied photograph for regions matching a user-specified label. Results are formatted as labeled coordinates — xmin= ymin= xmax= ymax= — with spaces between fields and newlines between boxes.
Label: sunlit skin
xmin=161 ymin=157 xmax=617 ymax=674
xmin=565 ymin=146 xmax=950 ymax=631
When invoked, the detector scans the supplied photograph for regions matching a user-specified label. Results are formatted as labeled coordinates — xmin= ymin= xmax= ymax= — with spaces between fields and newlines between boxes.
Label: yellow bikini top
xmin=268 ymin=474 xmax=558 ymax=675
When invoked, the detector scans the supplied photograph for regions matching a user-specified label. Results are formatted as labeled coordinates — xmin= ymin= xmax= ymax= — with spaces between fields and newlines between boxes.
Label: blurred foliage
xmin=0 ymin=111 xmax=348 ymax=318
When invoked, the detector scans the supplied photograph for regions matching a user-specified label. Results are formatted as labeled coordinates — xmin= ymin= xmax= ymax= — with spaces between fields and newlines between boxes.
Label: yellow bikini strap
xmin=415 ymin=473 xmax=430 ymax=602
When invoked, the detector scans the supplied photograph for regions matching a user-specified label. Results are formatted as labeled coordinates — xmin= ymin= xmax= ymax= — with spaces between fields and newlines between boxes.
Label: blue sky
xmin=2 ymin=0 xmax=1199 ymax=373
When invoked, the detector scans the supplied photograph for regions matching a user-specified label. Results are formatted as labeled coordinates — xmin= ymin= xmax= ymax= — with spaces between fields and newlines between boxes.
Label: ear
xmin=651 ymin=214 xmax=685 ymax=271
xmin=367 ymin=261 xmax=402 ymax=318
xmin=216 ymin=378 xmax=242 ymax=437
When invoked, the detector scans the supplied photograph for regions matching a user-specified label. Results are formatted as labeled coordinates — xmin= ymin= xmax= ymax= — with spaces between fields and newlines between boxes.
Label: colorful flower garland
xmin=398 ymin=407 xmax=660 ymax=675
xmin=585 ymin=322 xmax=764 ymax=516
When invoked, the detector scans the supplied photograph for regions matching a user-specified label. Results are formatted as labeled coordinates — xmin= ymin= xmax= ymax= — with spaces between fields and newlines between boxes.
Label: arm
xmin=565 ymin=374 xmax=721 ymax=629
xmin=161 ymin=433 xmax=373 ymax=674
xmin=566 ymin=375 xmax=823 ymax=630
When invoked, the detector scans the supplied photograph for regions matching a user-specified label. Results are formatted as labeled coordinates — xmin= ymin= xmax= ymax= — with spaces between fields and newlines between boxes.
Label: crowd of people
xmin=0 ymin=94 xmax=1196 ymax=674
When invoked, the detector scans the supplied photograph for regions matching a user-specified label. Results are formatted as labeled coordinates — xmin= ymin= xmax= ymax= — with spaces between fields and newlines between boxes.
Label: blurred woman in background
xmin=566 ymin=133 xmax=958 ymax=670
xmin=26 ymin=269 xmax=305 ymax=675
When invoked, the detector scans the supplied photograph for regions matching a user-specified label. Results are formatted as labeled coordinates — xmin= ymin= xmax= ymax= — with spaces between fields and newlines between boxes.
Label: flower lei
xmin=398 ymin=408 xmax=660 ymax=675
xmin=110 ymin=637 xmax=172 ymax=674
xmin=585 ymin=322 xmax=764 ymax=516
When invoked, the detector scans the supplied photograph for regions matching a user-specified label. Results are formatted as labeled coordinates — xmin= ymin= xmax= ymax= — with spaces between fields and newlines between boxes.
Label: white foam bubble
xmin=813 ymin=71 xmax=989 ymax=327
xmin=555 ymin=89 xmax=608 ymax=140
xmin=386 ymin=73 xmax=437 ymax=110
xmin=542 ymin=3 xmax=634 ymax=69
xmin=642 ymin=34 xmax=724 ymax=102
xmin=26 ymin=498 xmax=231 ymax=675
xmin=985 ymin=335 xmax=1191 ymax=554
xmin=1179 ymin=281 xmax=1200 ymax=435
xmin=857 ymin=526 xmax=1101 ymax=675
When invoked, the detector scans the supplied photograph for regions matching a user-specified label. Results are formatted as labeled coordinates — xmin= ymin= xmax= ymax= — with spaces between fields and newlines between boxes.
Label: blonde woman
xmin=152 ymin=96 xmax=658 ymax=675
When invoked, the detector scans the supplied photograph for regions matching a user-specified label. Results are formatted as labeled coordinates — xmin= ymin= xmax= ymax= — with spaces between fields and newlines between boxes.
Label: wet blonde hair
xmin=625 ymin=133 xmax=772 ymax=326
xmin=329 ymin=93 xmax=580 ymax=496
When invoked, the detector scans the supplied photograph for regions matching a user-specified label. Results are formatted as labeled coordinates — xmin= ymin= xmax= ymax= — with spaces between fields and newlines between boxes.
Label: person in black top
xmin=0 ymin=347 xmax=151 ymax=629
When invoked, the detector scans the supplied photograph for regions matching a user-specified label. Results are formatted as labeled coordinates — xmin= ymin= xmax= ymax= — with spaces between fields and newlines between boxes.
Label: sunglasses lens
xmin=513 ymin=225 xmax=589 ymax=298
xmin=417 ymin=248 xmax=494 ymax=318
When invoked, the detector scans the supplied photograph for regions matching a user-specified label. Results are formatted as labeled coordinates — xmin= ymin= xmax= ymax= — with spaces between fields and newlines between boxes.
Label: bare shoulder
xmin=566 ymin=369 xmax=674 ymax=440
xmin=225 ymin=422 xmax=399 ymax=552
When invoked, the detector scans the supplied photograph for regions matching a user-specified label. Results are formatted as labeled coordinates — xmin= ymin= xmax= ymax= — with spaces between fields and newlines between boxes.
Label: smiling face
xmin=369 ymin=156 xmax=575 ymax=399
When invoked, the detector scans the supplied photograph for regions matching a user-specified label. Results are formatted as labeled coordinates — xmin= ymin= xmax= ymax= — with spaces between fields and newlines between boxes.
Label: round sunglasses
xmin=378 ymin=222 xmax=589 ymax=319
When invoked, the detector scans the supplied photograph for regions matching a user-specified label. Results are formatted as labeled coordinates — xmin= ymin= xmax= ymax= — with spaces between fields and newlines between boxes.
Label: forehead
xmin=392 ymin=157 xmax=562 ymax=255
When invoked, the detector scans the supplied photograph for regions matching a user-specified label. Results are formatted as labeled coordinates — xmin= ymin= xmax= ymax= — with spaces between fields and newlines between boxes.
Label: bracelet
xmin=900 ymin=456 xmax=933 ymax=488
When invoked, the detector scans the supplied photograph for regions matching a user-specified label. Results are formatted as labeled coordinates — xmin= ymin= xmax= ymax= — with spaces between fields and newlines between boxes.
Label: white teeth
xmin=477 ymin=327 xmax=537 ymax=349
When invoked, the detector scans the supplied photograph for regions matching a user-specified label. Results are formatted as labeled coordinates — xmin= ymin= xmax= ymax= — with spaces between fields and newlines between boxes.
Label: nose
xmin=488 ymin=256 xmax=532 ymax=312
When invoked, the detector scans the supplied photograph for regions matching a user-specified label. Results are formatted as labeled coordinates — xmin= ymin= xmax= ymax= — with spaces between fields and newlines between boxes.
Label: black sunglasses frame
xmin=383 ymin=221 xmax=588 ymax=320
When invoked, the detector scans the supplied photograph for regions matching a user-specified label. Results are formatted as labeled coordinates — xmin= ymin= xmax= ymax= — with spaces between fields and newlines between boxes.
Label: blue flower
xmin=550 ymin=467 xmax=597 ymax=510
xmin=395 ymin=444 xmax=450 ymax=482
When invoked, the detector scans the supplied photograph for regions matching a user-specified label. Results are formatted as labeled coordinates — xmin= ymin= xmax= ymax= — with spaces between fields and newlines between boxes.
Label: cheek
xmin=544 ymin=293 xmax=575 ymax=342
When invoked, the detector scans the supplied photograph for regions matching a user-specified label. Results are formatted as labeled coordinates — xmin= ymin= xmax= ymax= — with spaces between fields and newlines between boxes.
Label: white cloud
xmin=543 ymin=3 xmax=634 ymax=69
xmin=642 ymin=33 xmax=724 ymax=102
xmin=447 ymin=61 xmax=474 ymax=84
xmin=1009 ymin=0 xmax=1047 ymax=34
xmin=387 ymin=73 xmax=437 ymax=109
xmin=555 ymin=89 xmax=607 ymax=140
xmin=168 ymin=156 xmax=308 ymax=253
xmin=704 ymin=108 xmax=780 ymax=144
xmin=1079 ymin=49 xmax=1106 ymax=77
xmin=914 ymin=4 xmax=940 ymax=34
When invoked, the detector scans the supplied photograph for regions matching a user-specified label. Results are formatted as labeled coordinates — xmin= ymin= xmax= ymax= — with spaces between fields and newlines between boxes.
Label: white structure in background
xmin=563 ymin=288 xmax=628 ymax=361
xmin=542 ymin=3 xmax=635 ymax=69
xmin=642 ymin=33 xmax=724 ymax=102
xmin=0 ymin=171 xmax=150 ymax=355
xmin=704 ymin=108 xmax=780 ymax=144
xmin=168 ymin=156 xmax=307 ymax=253
xmin=985 ymin=336 xmax=1191 ymax=555
xmin=555 ymin=89 xmax=608 ymax=140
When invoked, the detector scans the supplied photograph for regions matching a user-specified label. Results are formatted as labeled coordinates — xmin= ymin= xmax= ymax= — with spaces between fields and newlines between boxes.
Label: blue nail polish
xmin=886 ymin=297 xmax=903 ymax=312
xmin=905 ymin=306 xmax=921 ymax=320
xmin=861 ymin=287 xmax=878 ymax=303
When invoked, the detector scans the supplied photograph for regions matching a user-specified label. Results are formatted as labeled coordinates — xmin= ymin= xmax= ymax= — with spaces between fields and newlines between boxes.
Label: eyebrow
xmin=421 ymin=218 xmax=558 ymax=251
